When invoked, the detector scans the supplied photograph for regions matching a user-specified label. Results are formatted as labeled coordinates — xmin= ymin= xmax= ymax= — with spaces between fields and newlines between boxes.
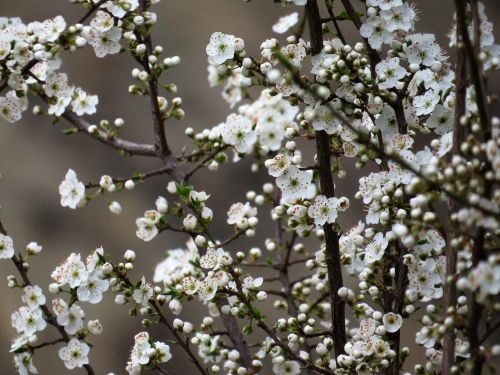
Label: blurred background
xmin=0 ymin=1 xmax=499 ymax=374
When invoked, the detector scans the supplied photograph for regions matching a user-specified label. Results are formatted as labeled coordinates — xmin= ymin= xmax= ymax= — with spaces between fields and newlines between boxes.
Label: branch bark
xmin=306 ymin=0 xmax=347 ymax=357
xmin=442 ymin=12 xmax=468 ymax=373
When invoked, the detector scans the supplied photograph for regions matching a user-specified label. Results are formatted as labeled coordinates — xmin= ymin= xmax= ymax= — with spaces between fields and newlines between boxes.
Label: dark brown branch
xmin=183 ymin=145 xmax=229 ymax=181
xmin=35 ymin=92 xmax=156 ymax=156
xmin=479 ymin=319 xmax=500 ymax=345
xmin=137 ymin=0 xmax=171 ymax=160
xmin=455 ymin=0 xmax=490 ymax=135
xmin=85 ymin=164 xmax=175 ymax=188
xmin=29 ymin=338 xmax=65 ymax=351
xmin=306 ymin=0 xmax=346 ymax=357
xmin=324 ymin=1 xmax=347 ymax=45
xmin=442 ymin=13 xmax=468 ymax=374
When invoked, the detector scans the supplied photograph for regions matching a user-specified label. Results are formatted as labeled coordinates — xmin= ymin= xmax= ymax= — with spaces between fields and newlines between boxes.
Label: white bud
xmin=109 ymin=201 xmax=122 ymax=215
xmin=155 ymin=196 xmax=168 ymax=213
xmin=169 ymin=299 xmax=182 ymax=315
xmin=124 ymin=250 xmax=136 ymax=262
xmin=124 ymin=180 xmax=135 ymax=190
xmin=87 ymin=319 xmax=103 ymax=335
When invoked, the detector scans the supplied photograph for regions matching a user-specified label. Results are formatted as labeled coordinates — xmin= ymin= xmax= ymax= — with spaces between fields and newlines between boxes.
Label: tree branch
xmin=0 ymin=219 xmax=96 ymax=375
xmin=306 ymin=0 xmax=346 ymax=357
xmin=442 ymin=11 xmax=468 ymax=373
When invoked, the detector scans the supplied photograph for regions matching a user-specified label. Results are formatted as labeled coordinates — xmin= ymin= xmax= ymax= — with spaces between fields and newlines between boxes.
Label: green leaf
xmin=251 ymin=307 xmax=265 ymax=320
xmin=62 ymin=127 xmax=77 ymax=135
xmin=335 ymin=10 xmax=364 ymax=21
xmin=175 ymin=182 xmax=193 ymax=199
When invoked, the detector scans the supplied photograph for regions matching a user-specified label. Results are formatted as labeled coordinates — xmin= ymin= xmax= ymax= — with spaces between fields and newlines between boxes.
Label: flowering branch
xmin=306 ymin=0 xmax=347 ymax=358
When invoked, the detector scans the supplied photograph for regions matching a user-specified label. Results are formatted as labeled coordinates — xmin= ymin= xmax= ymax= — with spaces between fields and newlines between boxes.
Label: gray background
xmin=0 ymin=1 xmax=499 ymax=374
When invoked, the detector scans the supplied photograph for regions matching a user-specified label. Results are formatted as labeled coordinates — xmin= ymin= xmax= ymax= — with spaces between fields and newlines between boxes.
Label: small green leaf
xmin=62 ymin=127 xmax=77 ymax=135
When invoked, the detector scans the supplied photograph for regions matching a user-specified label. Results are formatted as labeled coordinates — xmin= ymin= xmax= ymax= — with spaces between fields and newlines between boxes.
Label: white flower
xmin=436 ymin=131 xmax=453 ymax=158
xmin=360 ymin=16 xmax=393 ymax=49
xmin=0 ymin=95 xmax=23 ymax=123
xmin=241 ymin=276 xmax=263 ymax=295
xmin=367 ymin=0 xmax=403 ymax=10
xmin=153 ymin=240 xmax=198 ymax=284
xmin=273 ymin=360 xmax=301 ymax=375
xmin=426 ymin=104 xmax=454 ymax=135
xmin=155 ymin=342 xmax=172 ymax=363
xmin=256 ymin=117 xmax=286 ymax=151
xmin=83 ymin=26 xmax=122 ymax=58
xmin=206 ymin=32 xmax=236 ymax=65
xmin=0 ymin=233 xmax=14 ymax=259
xmin=358 ymin=318 xmax=377 ymax=339
xmin=136 ymin=217 xmax=158 ymax=242
xmin=227 ymin=202 xmax=257 ymax=225
xmin=200 ymin=247 xmax=225 ymax=270
xmin=198 ymin=278 xmax=218 ymax=301
xmin=14 ymin=353 xmax=38 ymax=375
xmin=77 ymin=271 xmax=109 ymax=304
xmin=105 ymin=0 xmax=139 ymax=18
xmin=59 ymin=169 xmax=85 ymax=209
xmin=376 ymin=57 xmax=407 ymax=89
xmin=380 ymin=4 xmax=415 ymax=32
xmin=51 ymin=253 xmax=88 ymax=288
xmin=0 ymin=38 xmax=10 ymax=61
xmin=44 ymin=73 xmax=70 ymax=98
xmin=382 ymin=312 xmax=403 ymax=333
xmin=292 ymin=0 xmax=307 ymax=5
xmin=280 ymin=43 xmax=306 ymax=67
xmin=413 ymin=89 xmax=440 ymax=116
xmin=133 ymin=277 xmax=153 ymax=307
xmin=11 ymin=307 xmax=47 ymax=336
xmin=276 ymin=165 xmax=315 ymax=203
xmin=311 ymin=105 xmax=342 ymax=134
xmin=90 ymin=11 xmax=114 ymax=32
xmin=28 ymin=15 xmax=66 ymax=42
xmin=58 ymin=339 xmax=90 ymax=370
xmin=308 ymin=195 xmax=339 ymax=226
xmin=189 ymin=190 xmax=211 ymax=203
xmin=52 ymin=299 xmax=85 ymax=335
xmin=48 ymin=95 xmax=71 ymax=117
xmin=273 ymin=13 xmax=299 ymax=34
xmin=127 ymin=332 xmax=151 ymax=370
xmin=222 ymin=113 xmax=256 ymax=154
xmin=364 ymin=232 xmax=389 ymax=264
xmin=22 ymin=286 xmax=46 ymax=309
xmin=404 ymin=33 xmax=441 ymax=66
xmin=265 ymin=153 xmax=292 ymax=177
xmin=182 ymin=276 xmax=200 ymax=295
xmin=71 ymin=90 xmax=98 ymax=116
xmin=467 ymin=261 xmax=500 ymax=302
